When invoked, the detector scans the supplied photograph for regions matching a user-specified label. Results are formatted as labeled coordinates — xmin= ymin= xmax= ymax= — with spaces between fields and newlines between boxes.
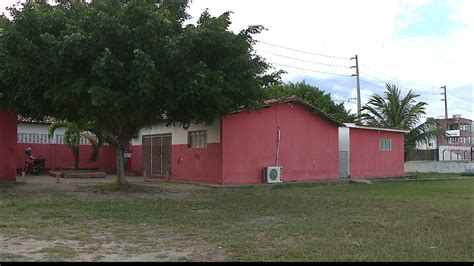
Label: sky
xmin=1 ymin=0 xmax=473 ymax=120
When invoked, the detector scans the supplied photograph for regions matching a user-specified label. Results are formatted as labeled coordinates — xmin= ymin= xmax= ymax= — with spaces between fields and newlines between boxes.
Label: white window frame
xmin=188 ymin=130 xmax=207 ymax=148
xmin=379 ymin=138 xmax=392 ymax=151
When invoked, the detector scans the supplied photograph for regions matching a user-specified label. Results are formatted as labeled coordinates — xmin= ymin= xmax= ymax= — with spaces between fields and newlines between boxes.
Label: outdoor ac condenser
xmin=263 ymin=166 xmax=282 ymax=184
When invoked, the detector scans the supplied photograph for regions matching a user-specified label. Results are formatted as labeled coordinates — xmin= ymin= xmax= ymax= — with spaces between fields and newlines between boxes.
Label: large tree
xmin=264 ymin=81 xmax=357 ymax=123
xmin=0 ymin=0 xmax=280 ymax=184
xmin=360 ymin=83 xmax=445 ymax=159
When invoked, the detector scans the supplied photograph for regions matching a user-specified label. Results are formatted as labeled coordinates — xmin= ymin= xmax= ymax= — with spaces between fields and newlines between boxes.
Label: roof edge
xmin=344 ymin=123 xmax=410 ymax=133
xmin=278 ymin=96 xmax=344 ymax=127
xmin=230 ymin=96 xmax=344 ymax=127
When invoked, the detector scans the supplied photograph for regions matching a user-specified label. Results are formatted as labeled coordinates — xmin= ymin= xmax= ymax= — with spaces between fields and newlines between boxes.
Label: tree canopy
xmin=264 ymin=81 xmax=357 ymax=123
xmin=0 ymin=0 xmax=281 ymax=184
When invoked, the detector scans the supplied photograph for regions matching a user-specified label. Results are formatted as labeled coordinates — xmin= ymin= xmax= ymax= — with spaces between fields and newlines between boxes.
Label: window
xmin=379 ymin=138 xmax=392 ymax=151
xmin=448 ymin=124 xmax=458 ymax=130
xmin=188 ymin=130 xmax=207 ymax=148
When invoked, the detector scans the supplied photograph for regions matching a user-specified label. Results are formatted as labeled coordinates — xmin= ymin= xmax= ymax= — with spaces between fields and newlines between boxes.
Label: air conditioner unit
xmin=263 ymin=166 xmax=282 ymax=184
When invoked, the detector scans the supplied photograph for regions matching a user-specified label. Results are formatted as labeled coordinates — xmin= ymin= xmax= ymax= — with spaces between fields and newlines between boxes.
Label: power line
xmin=257 ymin=50 xmax=353 ymax=68
xmin=360 ymin=66 xmax=473 ymax=110
xmin=359 ymin=71 xmax=388 ymax=84
xmin=270 ymin=62 xmax=354 ymax=77
xmin=359 ymin=78 xmax=382 ymax=89
xmin=257 ymin=40 xmax=352 ymax=60
xmin=360 ymin=71 xmax=440 ymax=96
xmin=449 ymin=94 xmax=473 ymax=105
xmin=360 ymin=63 xmax=438 ymax=89
xmin=360 ymin=79 xmax=472 ymax=115
xmin=255 ymin=41 xmax=471 ymax=116
xmin=449 ymin=97 xmax=474 ymax=112
xmin=359 ymin=78 xmax=435 ymax=103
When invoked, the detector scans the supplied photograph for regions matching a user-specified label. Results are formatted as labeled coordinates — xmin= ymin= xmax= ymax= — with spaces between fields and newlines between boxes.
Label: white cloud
xmin=188 ymin=0 xmax=473 ymax=120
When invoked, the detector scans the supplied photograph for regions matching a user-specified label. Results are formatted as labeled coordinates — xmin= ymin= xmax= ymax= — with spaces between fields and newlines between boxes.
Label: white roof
xmin=343 ymin=123 xmax=410 ymax=133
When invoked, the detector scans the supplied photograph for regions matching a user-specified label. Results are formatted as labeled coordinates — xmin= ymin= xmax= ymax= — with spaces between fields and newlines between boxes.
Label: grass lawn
xmin=0 ymin=176 xmax=472 ymax=262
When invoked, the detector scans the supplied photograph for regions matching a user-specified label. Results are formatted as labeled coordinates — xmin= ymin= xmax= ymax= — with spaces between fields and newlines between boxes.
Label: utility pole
xmin=351 ymin=55 xmax=361 ymax=117
xmin=441 ymin=85 xmax=447 ymax=119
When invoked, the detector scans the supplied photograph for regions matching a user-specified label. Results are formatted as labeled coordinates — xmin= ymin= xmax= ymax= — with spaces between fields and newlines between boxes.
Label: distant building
xmin=436 ymin=115 xmax=472 ymax=161
xmin=437 ymin=114 xmax=472 ymax=146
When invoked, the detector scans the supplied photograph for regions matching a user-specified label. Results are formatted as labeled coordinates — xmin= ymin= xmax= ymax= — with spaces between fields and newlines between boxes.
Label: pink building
xmin=339 ymin=123 xmax=408 ymax=179
xmin=0 ymin=108 xmax=17 ymax=181
xmin=4 ymin=96 xmax=408 ymax=183
xmin=130 ymin=96 xmax=343 ymax=185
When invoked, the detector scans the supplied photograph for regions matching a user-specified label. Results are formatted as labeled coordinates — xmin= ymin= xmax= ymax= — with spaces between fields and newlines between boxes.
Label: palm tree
xmin=360 ymin=83 xmax=445 ymax=159
xmin=48 ymin=120 xmax=103 ymax=169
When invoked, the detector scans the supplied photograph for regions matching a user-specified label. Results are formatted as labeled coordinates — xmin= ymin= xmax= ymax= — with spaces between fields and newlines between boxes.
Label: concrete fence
xmin=405 ymin=161 xmax=474 ymax=173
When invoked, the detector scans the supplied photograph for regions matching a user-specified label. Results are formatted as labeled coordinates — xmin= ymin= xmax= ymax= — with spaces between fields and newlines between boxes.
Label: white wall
xmin=405 ymin=161 xmax=474 ymax=173
xmin=17 ymin=123 xmax=65 ymax=144
xmin=132 ymin=120 xmax=221 ymax=145
xmin=17 ymin=123 xmax=91 ymax=145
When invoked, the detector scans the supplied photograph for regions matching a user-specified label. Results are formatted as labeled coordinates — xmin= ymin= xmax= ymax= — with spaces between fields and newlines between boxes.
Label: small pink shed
xmin=339 ymin=123 xmax=409 ymax=179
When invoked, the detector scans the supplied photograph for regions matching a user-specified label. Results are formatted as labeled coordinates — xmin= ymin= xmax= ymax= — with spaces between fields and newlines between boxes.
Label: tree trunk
xmin=114 ymin=144 xmax=127 ymax=185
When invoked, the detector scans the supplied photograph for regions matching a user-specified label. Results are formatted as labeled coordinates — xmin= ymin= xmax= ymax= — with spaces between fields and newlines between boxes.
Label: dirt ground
xmin=10 ymin=174 xmax=215 ymax=202
xmin=0 ymin=175 xmax=227 ymax=262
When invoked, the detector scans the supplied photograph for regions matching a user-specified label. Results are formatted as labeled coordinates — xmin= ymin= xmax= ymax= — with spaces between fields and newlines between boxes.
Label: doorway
xmin=142 ymin=134 xmax=172 ymax=177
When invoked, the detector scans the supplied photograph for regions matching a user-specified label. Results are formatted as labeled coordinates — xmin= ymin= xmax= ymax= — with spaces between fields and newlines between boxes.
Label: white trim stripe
xmin=343 ymin=123 xmax=410 ymax=133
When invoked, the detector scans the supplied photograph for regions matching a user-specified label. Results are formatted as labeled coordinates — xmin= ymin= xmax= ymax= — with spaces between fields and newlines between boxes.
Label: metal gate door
xmin=142 ymin=134 xmax=172 ymax=177
xmin=339 ymin=151 xmax=349 ymax=179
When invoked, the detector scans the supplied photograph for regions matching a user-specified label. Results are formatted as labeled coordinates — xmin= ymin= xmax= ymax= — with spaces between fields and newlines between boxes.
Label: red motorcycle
xmin=23 ymin=147 xmax=45 ymax=175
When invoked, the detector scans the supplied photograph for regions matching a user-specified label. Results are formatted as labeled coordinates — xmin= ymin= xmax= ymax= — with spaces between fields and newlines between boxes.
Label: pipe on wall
xmin=275 ymin=127 xmax=281 ymax=166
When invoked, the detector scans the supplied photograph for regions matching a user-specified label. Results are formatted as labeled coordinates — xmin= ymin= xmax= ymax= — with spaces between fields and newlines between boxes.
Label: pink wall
xmin=130 ymin=145 xmax=142 ymax=175
xmin=221 ymin=103 xmax=340 ymax=184
xmin=349 ymin=128 xmax=405 ymax=179
xmin=171 ymin=144 xmax=222 ymax=183
xmin=130 ymin=143 xmax=222 ymax=183
xmin=16 ymin=143 xmax=116 ymax=173
xmin=0 ymin=109 xmax=17 ymax=180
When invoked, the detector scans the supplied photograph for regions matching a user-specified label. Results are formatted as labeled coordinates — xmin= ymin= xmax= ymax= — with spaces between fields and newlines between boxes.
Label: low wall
xmin=0 ymin=108 xmax=17 ymax=180
xmin=16 ymin=143 xmax=116 ymax=173
xmin=405 ymin=161 xmax=474 ymax=173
